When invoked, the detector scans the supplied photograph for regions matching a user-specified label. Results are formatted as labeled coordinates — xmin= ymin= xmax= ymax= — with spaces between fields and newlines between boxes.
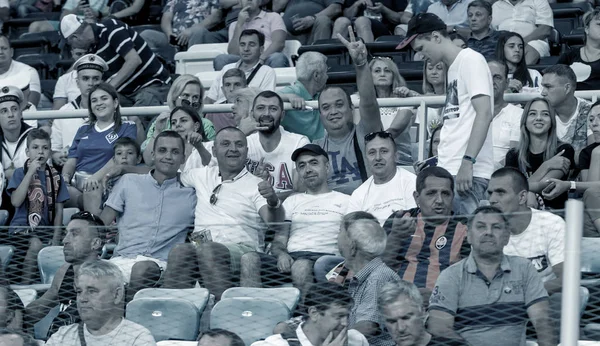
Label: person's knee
xmin=265 ymin=52 xmax=290 ymax=68
xmin=241 ymin=251 xmax=261 ymax=266
xmin=167 ymin=243 xmax=197 ymax=264
xmin=313 ymin=15 xmax=333 ymax=28
xmin=333 ymin=16 xmax=351 ymax=28
xmin=291 ymin=259 xmax=314 ymax=279
xmin=354 ymin=16 xmax=372 ymax=30
xmin=197 ymin=242 xmax=227 ymax=263
xmin=189 ymin=26 xmax=210 ymax=45
xmin=130 ymin=261 xmax=161 ymax=282
xmin=28 ymin=237 xmax=44 ymax=253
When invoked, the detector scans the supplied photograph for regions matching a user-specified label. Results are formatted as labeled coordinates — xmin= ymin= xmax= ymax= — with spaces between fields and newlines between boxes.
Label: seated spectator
xmin=449 ymin=32 xmax=466 ymax=48
xmin=346 ymin=132 xmax=417 ymax=224
xmin=214 ymin=0 xmax=288 ymax=70
xmin=0 ymin=35 xmax=41 ymax=107
xmin=505 ymin=98 xmax=574 ymax=211
xmin=107 ymin=0 xmax=152 ymax=25
xmin=45 ymin=260 xmax=156 ymax=345
xmin=246 ymin=91 xmax=310 ymax=197
xmin=2 ymin=73 xmax=38 ymax=129
xmin=279 ymin=51 xmax=328 ymax=141
xmin=578 ymin=101 xmax=600 ymax=182
xmin=25 ymin=211 xmax=103 ymax=336
xmin=7 ymin=129 xmax=69 ymax=285
xmin=139 ymin=0 xmax=228 ymax=51
xmin=169 ymin=106 xmax=212 ymax=170
xmin=253 ymin=282 xmax=369 ymax=346
xmin=61 ymin=83 xmax=138 ymax=208
xmin=100 ymin=131 xmax=196 ymax=300
xmin=241 ymin=144 xmax=349 ymax=295
xmin=542 ymin=64 xmax=593 ymax=155
xmin=199 ymin=329 xmax=245 ymax=346
xmin=496 ymin=31 xmax=542 ymax=93
xmin=0 ymin=329 xmax=36 ymax=346
xmin=28 ymin=0 xmax=106 ymax=34
xmin=558 ymin=9 xmax=600 ymax=91
xmin=142 ymin=74 xmax=216 ymax=163
xmin=0 ymin=0 xmax=7 ymax=22
xmin=52 ymin=47 xmax=88 ymax=110
xmin=465 ymin=0 xmax=498 ymax=59
xmin=382 ymin=167 xmax=468 ymax=296
xmin=314 ymin=31 xmax=383 ymax=195
xmin=488 ymin=59 xmax=522 ymax=169
xmin=332 ymin=0 xmax=408 ymax=43
xmin=426 ymin=0 xmax=474 ymax=30
xmin=412 ymin=123 xmax=442 ymax=174
xmin=393 ymin=0 xmax=434 ymax=36
xmin=51 ymin=54 xmax=108 ymax=169
xmin=205 ymin=30 xmax=276 ymax=105
xmin=277 ymin=0 xmax=342 ymax=45
xmin=491 ymin=0 xmax=553 ymax=64
xmin=60 ymin=15 xmax=171 ymax=109
xmin=0 ymin=286 xmax=24 ymax=331
xmin=428 ymin=206 xmax=556 ymax=346
xmin=378 ymin=281 xmax=464 ymax=345
xmin=205 ymin=68 xmax=248 ymax=132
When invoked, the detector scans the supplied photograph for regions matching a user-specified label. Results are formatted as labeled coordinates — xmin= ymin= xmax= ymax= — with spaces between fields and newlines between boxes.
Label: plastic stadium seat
xmin=0 ymin=245 xmax=15 ymax=274
xmin=14 ymin=288 xmax=37 ymax=307
xmin=134 ymin=287 xmax=210 ymax=313
xmin=37 ymin=246 xmax=65 ymax=285
xmin=210 ymin=297 xmax=291 ymax=345
xmin=40 ymin=80 xmax=57 ymax=101
xmin=274 ymin=67 xmax=297 ymax=86
xmin=16 ymin=55 xmax=50 ymax=79
xmin=367 ymin=41 xmax=410 ymax=64
xmin=126 ymin=297 xmax=201 ymax=341
xmin=157 ymin=342 xmax=198 ymax=346
xmin=175 ymin=43 xmax=229 ymax=74
xmin=33 ymin=304 xmax=60 ymax=340
xmin=581 ymin=238 xmax=600 ymax=287
xmin=283 ymin=40 xmax=302 ymax=66
xmin=0 ymin=210 xmax=9 ymax=225
xmin=221 ymin=287 xmax=301 ymax=312
xmin=62 ymin=208 xmax=80 ymax=226
xmin=554 ymin=18 xmax=577 ymax=37
xmin=375 ymin=35 xmax=404 ymax=42
xmin=11 ymin=36 xmax=51 ymax=59
xmin=298 ymin=40 xmax=348 ymax=67
xmin=195 ymin=71 xmax=221 ymax=90
xmin=56 ymin=59 xmax=75 ymax=75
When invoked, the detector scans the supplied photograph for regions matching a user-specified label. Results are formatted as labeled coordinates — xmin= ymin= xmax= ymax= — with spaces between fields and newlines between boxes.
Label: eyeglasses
xmin=71 ymin=211 xmax=105 ymax=226
xmin=364 ymin=131 xmax=394 ymax=143
xmin=210 ymin=184 xmax=222 ymax=205
xmin=178 ymin=95 xmax=201 ymax=110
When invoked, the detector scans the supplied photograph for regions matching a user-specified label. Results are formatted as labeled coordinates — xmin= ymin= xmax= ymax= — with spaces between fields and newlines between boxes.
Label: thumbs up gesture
xmin=258 ymin=169 xmax=279 ymax=207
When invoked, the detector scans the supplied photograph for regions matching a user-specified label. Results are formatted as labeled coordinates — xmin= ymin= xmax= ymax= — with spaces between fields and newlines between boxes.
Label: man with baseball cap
xmin=59 ymin=14 xmax=171 ymax=113
xmin=240 ymin=143 xmax=350 ymax=298
xmin=51 ymin=54 xmax=108 ymax=168
xmin=397 ymin=13 xmax=495 ymax=216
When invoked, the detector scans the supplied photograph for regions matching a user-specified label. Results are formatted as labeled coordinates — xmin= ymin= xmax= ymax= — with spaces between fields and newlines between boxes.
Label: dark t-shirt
xmin=344 ymin=0 xmax=408 ymax=29
xmin=558 ymin=48 xmax=600 ymax=91
xmin=282 ymin=0 xmax=344 ymax=34
xmin=505 ymin=143 xmax=575 ymax=210
xmin=578 ymin=142 xmax=600 ymax=170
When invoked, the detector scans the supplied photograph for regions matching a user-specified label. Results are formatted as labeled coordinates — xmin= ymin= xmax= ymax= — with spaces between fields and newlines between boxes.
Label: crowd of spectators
xmin=0 ymin=0 xmax=599 ymax=344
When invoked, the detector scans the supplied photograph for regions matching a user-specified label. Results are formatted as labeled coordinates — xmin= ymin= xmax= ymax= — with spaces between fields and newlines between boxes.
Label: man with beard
xmin=246 ymin=91 xmax=310 ymax=198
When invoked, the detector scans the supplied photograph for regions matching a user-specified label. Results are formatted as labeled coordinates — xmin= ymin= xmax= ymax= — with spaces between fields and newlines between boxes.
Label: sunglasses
xmin=210 ymin=184 xmax=222 ymax=205
xmin=364 ymin=131 xmax=394 ymax=143
xmin=71 ymin=211 xmax=105 ymax=226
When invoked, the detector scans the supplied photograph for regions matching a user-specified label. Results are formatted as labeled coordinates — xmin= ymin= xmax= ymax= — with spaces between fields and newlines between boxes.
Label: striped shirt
xmin=92 ymin=19 xmax=171 ymax=95
xmin=383 ymin=209 xmax=470 ymax=289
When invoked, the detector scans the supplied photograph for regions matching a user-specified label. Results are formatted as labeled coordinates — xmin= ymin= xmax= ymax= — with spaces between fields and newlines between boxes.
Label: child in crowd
xmin=6 ymin=129 xmax=69 ymax=285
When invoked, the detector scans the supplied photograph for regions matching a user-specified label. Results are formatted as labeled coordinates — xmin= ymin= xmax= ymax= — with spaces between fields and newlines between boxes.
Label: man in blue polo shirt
xmin=428 ymin=206 xmax=556 ymax=346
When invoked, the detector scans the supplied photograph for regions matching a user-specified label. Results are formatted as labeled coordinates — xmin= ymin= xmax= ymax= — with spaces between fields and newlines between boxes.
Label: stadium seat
xmin=27 ymin=12 xmax=61 ymax=20
xmin=126 ymin=297 xmax=201 ymax=341
xmin=175 ymin=43 xmax=229 ymax=74
xmin=0 ymin=245 xmax=15 ymax=274
xmin=274 ymin=67 xmax=297 ymax=86
xmin=298 ymin=39 xmax=349 ymax=68
xmin=134 ymin=287 xmax=210 ymax=313
xmin=554 ymin=18 xmax=578 ymax=37
xmin=4 ymin=18 xmax=41 ymax=39
xmin=157 ymin=342 xmax=197 ymax=346
xmin=14 ymin=288 xmax=37 ymax=307
xmin=0 ymin=209 xmax=9 ymax=225
xmin=11 ymin=36 xmax=51 ymax=59
xmin=33 ymin=304 xmax=60 ymax=340
xmin=16 ymin=54 xmax=50 ymax=79
xmin=367 ymin=41 xmax=410 ymax=64
xmin=210 ymin=297 xmax=291 ymax=345
xmin=40 ymin=80 xmax=57 ymax=101
xmin=37 ymin=246 xmax=65 ymax=285
xmin=62 ymin=208 xmax=80 ymax=226
xmin=56 ymin=59 xmax=75 ymax=76
xmin=581 ymin=238 xmax=600 ymax=287
xmin=221 ymin=287 xmax=301 ymax=312
xmin=282 ymin=40 xmax=302 ymax=66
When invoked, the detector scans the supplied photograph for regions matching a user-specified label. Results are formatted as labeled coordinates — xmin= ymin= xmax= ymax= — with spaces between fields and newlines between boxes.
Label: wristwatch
xmin=569 ymin=181 xmax=577 ymax=192
xmin=462 ymin=155 xmax=476 ymax=164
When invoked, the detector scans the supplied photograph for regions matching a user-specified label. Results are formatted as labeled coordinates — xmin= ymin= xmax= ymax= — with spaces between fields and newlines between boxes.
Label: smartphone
xmin=424 ymin=156 xmax=438 ymax=168
xmin=169 ymin=35 xmax=178 ymax=46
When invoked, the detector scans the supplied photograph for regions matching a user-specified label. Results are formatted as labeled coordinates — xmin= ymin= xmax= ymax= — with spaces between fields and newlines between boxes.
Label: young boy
xmin=83 ymin=137 xmax=142 ymax=215
xmin=7 ymin=129 xmax=69 ymax=285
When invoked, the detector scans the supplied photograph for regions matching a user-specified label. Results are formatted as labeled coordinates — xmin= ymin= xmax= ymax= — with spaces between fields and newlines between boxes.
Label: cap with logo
xmin=0 ymin=86 xmax=24 ymax=105
xmin=60 ymin=14 xmax=84 ymax=39
xmin=291 ymin=144 xmax=329 ymax=162
xmin=396 ymin=13 xmax=447 ymax=50
xmin=74 ymin=54 xmax=109 ymax=73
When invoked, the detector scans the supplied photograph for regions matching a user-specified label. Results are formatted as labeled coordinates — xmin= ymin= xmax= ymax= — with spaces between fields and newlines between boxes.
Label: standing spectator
xmin=52 ymin=47 xmax=88 ymax=110
xmin=426 ymin=0 xmax=474 ymax=29
xmin=491 ymin=0 xmax=553 ymax=64
xmin=0 ymin=86 xmax=33 ymax=182
xmin=60 ymin=15 xmax=171 ymax=108
xmin=346 ymin=132 xmax=417 ymax=224
xmin=276 ymin=0 xmax=342 ymax=45
xmin=558 ymin=9 xmax=600 ymax=91
xmin=44 ymin=260 xmax=157 ymax=345
xmin=428 ymin=206 xmax=556 ymax=346
xmin=214 ymin=0 xmax=289 ymax=70
xmin=505 ymin=98 xmax=574 ymax=211
xmin=205 ymin=30 xmax=276 ymax=105
xmin=333 ymin=0 xmax=408 ymax=43
xmin=398 ymin=13 xmax=495 ymax=215
xmin=488 ymin=59 xmax=522 ymax=169
xmin=466 ymin=0 xmax=498 ymax=59
xmin=279 ymin=52 xmax=328 ymax=141
xmin=541 ymin=64 xmax=593 ymax=154
xmin=496 ymin=31 xmax=542 ymax=93
xmin=0 ymin=35 xmax=41 ymax=107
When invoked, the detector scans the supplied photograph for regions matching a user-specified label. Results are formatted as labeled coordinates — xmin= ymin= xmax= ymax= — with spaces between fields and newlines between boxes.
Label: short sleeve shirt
xmin=228 ymin=11 xmax=287 ymax=51
xmin=429 ymin=254 xmax=549 ymax=346
xmin=205 ymin=62 xmax=276 ymax=104
xmin=491 ymin=0 xmax=554 ymax=37
xmin=280 ymin=81 xmax=325 ymax=141
xmin=427 ymin=0 xmax=474 ymax=27
xmin=558 ymin=48 xmax=600 ymax=91
xmin=578 ymin=142 xmax=600 ymax=170
xmin=555 ymin=97 xmax=592 ymax=153
xmin=45 ymin=319 xmax=157 ymax=346
xmin=0 ymin=60 xmax=41 ymax=93
xmin=467 ymin=30 xmax=500 ymax=59
xmin=166 ymin=0 xmax=220 ymax=34
xmin=53 ymin=70 xmax=80 ymax=102
xmin=492 ymin=103 xmax=522 ymax=170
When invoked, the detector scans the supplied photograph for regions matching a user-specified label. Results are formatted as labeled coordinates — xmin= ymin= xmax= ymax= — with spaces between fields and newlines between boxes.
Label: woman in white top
xmin=496 ymin=31 xmax=543 ymax=94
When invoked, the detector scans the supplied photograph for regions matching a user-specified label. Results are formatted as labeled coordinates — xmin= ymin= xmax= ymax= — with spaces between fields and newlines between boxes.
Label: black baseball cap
xmin=291 ymin=144 xmax=329 ymax=162
xmin=396 ymin=13 xmax=447 ymax=50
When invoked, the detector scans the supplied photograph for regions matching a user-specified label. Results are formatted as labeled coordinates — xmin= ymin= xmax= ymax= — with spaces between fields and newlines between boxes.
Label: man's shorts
xmin=528 ymin=39 xmax=550 ymax=58
xmin=257 ymin=251 xmax=334 ymax=287
xmin=222 ymin=243 xmax=256 ymax=274
xmin=109 ymin=255 xmax=167 ymax=284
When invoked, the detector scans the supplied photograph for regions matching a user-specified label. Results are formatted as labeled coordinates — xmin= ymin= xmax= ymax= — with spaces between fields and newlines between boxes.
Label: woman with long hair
xmin=169 ymin=105 xmax=208 ymax=170
xmin=505 ymin=98 xmax=574 ymax=210
xmin=61 ymin=83 xmax=139 ymax=207
xmin=496 ymin=31 xmax=542 ymax=93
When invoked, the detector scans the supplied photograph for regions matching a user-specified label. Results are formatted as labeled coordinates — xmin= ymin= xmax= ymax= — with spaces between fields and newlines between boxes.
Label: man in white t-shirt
xmin=541 ymin=64 xmax=592 ymax=156
xmin=246 ymin=90 xmax=310 ymax=198
xmin=241 ymin=144 xmax=349 ymax=296
xmin=52 ymin=47 xmax=88 ymax=110
xmin=397 ymin=13 xmax=494 ymax=216
xmin=488 ymin=59 xmax=522 ymax=170
xmin=0 ymin=35 xmax=41 ymax=107
xmin=487 ymin=167 xmax=564 ymax=295
xmin=346 ymin=132 xmax=417 ymax=225
xmin=51 ymin=54 xmax=108 ymax=168
xmin=45 ymin=260 xmax=156 ymax=346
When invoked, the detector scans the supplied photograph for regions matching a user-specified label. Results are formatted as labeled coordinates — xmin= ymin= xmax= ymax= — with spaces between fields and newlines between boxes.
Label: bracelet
xmin=462 ymin=155 xmax=476 ymax=164
xmin=268 ymin=198 xmax=282 ymax=209
xmin=355 ymin=60 xmax=367 ymax=67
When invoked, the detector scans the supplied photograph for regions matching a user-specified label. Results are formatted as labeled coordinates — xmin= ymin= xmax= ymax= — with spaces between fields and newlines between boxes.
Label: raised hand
xmin=258 ymin=169 xmax=278 ymax=206
xmin=186 ymin=132 xmax=204 ymax=149
xmin=337 ymin=26 xmax=368 ymax=66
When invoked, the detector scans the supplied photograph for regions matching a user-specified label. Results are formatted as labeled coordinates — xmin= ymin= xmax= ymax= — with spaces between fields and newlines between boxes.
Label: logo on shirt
xmin=528 ymin=255 xmax=549 ymax=272
xmin=105 ymin=131 xmax=119 ymax=144
xmin=435 ymin=235 xmax=448 ymax=250
xmin=442 ymin=79 xmax=459 ymax=121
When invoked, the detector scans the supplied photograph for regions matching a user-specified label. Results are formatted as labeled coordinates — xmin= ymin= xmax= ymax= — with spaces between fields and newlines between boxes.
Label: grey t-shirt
xmin=313 ymin=123 xmax=369 ymax=195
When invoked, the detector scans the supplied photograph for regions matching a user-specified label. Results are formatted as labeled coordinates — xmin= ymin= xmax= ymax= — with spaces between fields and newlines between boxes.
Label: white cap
xmin=74 ymin=54 xmax=108 ymax=73
xmin=60 ymin=14 xmax=83 ymax=39
xmin=0 ymin=86 xmax=24 ymax=105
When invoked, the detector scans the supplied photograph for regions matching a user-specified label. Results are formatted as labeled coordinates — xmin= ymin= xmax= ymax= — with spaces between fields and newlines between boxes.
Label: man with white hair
xmin=279 ymin=51 xmax=329 ymax=141
xmin=45 ymin=260 xmax=156 ymax=345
